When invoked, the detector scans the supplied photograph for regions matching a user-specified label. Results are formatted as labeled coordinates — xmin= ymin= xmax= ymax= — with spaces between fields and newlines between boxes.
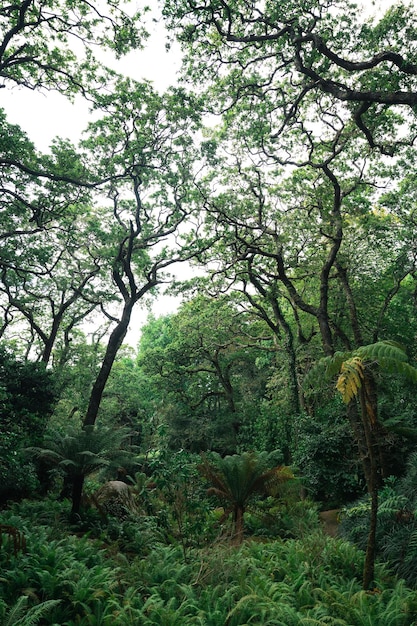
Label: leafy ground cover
xmin=1 ymin=497 xmax=417 ymax=625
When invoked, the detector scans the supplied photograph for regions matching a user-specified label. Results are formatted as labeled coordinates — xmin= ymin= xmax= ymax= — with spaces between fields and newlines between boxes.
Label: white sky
xmin=0 ymin=12 xmax=181 ymax=150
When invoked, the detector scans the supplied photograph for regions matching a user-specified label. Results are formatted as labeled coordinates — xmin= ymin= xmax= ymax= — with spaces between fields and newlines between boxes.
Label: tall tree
xmin=81 ymin=79 xmax=205 ymax=429
xmin=306 ymin=341 xmax=417 ymax=589
xmin=57 ymin=80 xmax=208 ymax=506
xmin=163 ymin=0 xmax=417 ymax=155
xmin=0 ymin=198 xmax=111 ymax=363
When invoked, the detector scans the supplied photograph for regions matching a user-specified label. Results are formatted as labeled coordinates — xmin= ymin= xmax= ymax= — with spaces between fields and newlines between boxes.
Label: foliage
xmin=148 ymin=450 xmax=215 ymax=555
xmin=0 ymin=0 xmax=146 ymax=95
xmin=137 ymin=297 xmax=272 ymax=454
xmin=1 ymin=494 xmax=417 ymax=625
xmin=2 ymin=0 xmax=417 ymax=616
xmin=0 ymin=348 xmax=58 ymax=502
xmin=341 ymin=452 xmax=417 ymax=588
xmin=292 ymin=403 xmax=364 ymax=506
xmin=27 ymin=423 xmax=137 ymax=483
xmin=26 ymin=422 xmax=139 ymax=515
xmin=199 ymin=451 xmax=293 ymax=543
xmin=244 ymin=496 xmax=320 ymax=541
xmin=0 ymin=596 xmax=61 ymax=626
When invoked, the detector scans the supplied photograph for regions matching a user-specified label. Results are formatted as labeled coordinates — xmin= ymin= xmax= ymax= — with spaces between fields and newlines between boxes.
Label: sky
xmin=1 ymin=11 xmax=181 ymax=150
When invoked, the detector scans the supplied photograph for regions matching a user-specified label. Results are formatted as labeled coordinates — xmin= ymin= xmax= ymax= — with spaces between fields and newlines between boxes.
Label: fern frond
xmin=3 ymin=597 xmax=60 ymax=626
xmin=336 ymin=357 xmax=364 ymax=404
xmin=356 ymin=340 xmax=408 ymax=362
xmin=325 ymin=352 xmax=350 ymax=378
xmin=303 ymin=352 xmax=351 ymax=390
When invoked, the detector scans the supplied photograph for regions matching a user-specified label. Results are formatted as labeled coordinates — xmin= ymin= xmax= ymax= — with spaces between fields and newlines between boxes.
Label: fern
xmin=303 ymin=352 xmax=348 ymax=391
xmin=0 ymin=596 xmax=60 ymax=626
xmin=305 ymin=341 xmax=417 ymax=395
xmin=356 ymin=341 xmax=408 ymax=362
xmin=336 ymin=356 xmax=364 ymax=404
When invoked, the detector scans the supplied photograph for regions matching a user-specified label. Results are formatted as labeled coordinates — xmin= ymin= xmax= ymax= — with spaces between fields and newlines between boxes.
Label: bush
xmin=0 ymin=348 xmax=58 ymax=503
xmin=292 ymin=403 xmax=365 ymax=506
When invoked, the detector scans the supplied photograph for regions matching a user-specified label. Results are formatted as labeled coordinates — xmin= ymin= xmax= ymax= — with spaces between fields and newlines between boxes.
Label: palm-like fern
xmin=305 ymin=341 xmax=417 ymax=400
xmin=27 ymin=424 xmax=138 ymax=514
xmin=199 ymin=451 xmax=293 ymax=544
xmin=342 ymin=452 xmax=417 ymax=588
xmin=27 ymin=424 xmax=135 ymax=479
xmin=304 ymin=340 xmax=417 ymax=590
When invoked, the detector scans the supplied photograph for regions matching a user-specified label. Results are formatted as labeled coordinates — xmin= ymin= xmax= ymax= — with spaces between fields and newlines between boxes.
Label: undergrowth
xmin=1 ymin=498 xmax=417 ymax=625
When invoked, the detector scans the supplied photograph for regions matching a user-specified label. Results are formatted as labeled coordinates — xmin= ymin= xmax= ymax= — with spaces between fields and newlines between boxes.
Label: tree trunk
xmin=359 ymin=384 xmax=379 ymax=590
xmin=363 ymin=481 xmax=378 ymax=590
xmin=83 ymin=303 xmax=132 ymax=427
xmin=233 ymin=506 xmax=245 ymax=545
xmin=71 ymin=474 xmax=85 ymax=517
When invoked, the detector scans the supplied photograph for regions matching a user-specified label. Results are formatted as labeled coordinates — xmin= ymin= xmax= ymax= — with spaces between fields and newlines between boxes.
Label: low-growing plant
xmin=245 ymin=496 xmax=319 ymax=540
xmin=0 ymin=596 xmax=61 ymax=626
xmin=198 ymin=451 xmax=294 ymax=544
xmin=2 ymin=493 xmax=417 ymax=624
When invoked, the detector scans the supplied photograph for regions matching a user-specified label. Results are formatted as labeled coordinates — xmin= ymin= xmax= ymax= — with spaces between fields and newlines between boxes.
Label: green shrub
xmin=292 ymin=404 xmax=364 ymax=507
xmin=245 ymin=497 xmax=320 ymax=539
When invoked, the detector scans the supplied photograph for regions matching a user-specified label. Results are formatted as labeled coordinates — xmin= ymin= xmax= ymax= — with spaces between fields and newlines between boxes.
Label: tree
xmin=0 ymin=1 xmax=147 ymax=231
xmin=80 ymin=79 xmax=206 ymax=430
xmin=27 ymin=423 xmax=137 ymax=515
xmin=36 ymin=79 xmax=209 ymax=506
xmin=0 ymin=199 xmax=111 ymax=364
xmin=163 ymin=0 xmax=417 ymax=155
xmin=0 ymin=0 xmax=145 ymax=94
xmin=198 ymin=451 xmax=293 ymax=544
xmin=162 ymin=0 xmax=417 ymax=371
xmin=138 ymin=295 xmax=272 ymax=453
xmin=306 ymin=340 xmax=417 ymax=589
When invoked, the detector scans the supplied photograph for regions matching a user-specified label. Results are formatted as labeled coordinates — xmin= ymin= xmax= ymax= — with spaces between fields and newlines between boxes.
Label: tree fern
xmin=27 ymin=424 xmax=136 ymax=480
xmin=199 ymin=451 xmax=293 ymax=543
xmin=305 ymin=341 xmax=417 ymax=393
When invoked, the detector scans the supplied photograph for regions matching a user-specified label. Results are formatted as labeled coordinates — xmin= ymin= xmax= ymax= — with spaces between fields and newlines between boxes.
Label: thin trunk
xmin=359 ymin=384 xmax=379 ymax=590
xmin=71 ymin=474 xmax=85 ymax=517
xmin=41 ymin=317 xmax=61 ymax=365
xmin=233 ymin=506 xmax=245 ymax=545
xmin=336 ymin=263 xmax=363 ymax=346
xmin=83 ymin=303 xmax=132 ymax=427
xmin=364 ymin=483 xmax=378 ymax=590
xmin=346 ymin=402 xmax=371 ymax=489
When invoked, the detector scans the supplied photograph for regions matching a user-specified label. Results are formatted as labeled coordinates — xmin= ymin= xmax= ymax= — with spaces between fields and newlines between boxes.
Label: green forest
xmin=2 ymin=0 xmax=417 ymax=623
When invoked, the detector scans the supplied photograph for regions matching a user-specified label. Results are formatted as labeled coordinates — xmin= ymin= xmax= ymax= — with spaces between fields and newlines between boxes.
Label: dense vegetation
xmin=2 ymin=0 xmax=417 ymax=622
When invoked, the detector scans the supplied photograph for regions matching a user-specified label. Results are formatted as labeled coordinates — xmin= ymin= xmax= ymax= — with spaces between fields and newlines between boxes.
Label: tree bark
xmin=233 ymin=505 xmax=245 ymax=545
xmin=359 ymin=383 xmax=379 ymax=590
xmin=83 ymin=302 xmax=133 ymax=427
xmin=71 ymin=474 xmax=85 ymax=517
